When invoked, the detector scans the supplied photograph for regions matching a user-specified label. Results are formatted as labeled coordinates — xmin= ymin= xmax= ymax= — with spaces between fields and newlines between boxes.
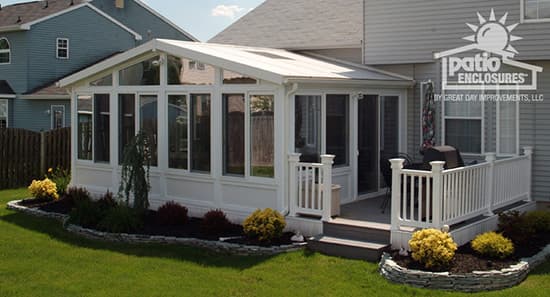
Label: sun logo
xmin=463 ymin=9 xmax=522 ymax=57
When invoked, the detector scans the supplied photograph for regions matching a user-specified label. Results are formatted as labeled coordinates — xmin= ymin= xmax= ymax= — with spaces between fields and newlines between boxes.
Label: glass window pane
xmin=168 ymin=95 xmax=188 ymax=169
xmin=251 ymin=95 xmax=274 ymax=178
xmin=119 ymin=57 xmax=160 ymax=86
xmin=444 ymin=93 xmax=482 ymax=117
xmin=539 ymin=0 xmax=550 ymax=18
xmin=380 ymin=96 xmax=400 ymax=156
xmin=119 ymin=94 xmax=135 ymax=163
xmin=140 ymin=95 xmax=158 ymax=167
xmin=77 ymin=95 xmax=92 ymax=160
xmin=445 ymin=119 xmax=482 ymax=154
xmin=223 ymin=94 xmax=245 ymax=176
xmin=326 ymin=95 xmax=349 ymax=166
xmin=90 ymin=74 xmax=113 ymax=87
xmin=167 ymin=55 xmax=214 ymax=85
xmin=94 ymin=94 xmax=110 ymax=163
xmin=223 ymin=70 xmax=257 ymax=84
xmin=191 ymin=94 xmax=211 ymax=172
xmin=0 ymin=53 xmax=9 ymax=64
xmin=295 ymin=95 xmax=321 ymax=162
xmin=0 ymin=39 xmax=8 ymax=49
xmin=525 ymin=0 xmax=539 ymax=19
xmin=499 ymin=100 xmax=517 ymax=154
xmin=52 ymin=106 xmax=64 ymax=129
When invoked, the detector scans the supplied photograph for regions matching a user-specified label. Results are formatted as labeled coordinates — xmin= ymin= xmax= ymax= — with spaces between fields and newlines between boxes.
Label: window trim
xmin=521 ymin=0 xmax=550 ymax=23
xmin=50 ymin=105 xmax=65 ymax=129
xmin=496 ymin=87 xmax=521 ymax=156
xmin=0 ymin=37 xmax=11 ymax=65
xmin=0 ymin=99 xmax=8 ymax=128
xmin=56 ymin=38 xmax=69 ymax=59
xmin=76 ymin=93 xmax=94 ymax=162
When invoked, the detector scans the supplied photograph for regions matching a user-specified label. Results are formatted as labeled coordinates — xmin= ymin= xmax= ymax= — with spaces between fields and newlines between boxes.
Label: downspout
xmin=282 ymin=82 xmax=299 ymax=217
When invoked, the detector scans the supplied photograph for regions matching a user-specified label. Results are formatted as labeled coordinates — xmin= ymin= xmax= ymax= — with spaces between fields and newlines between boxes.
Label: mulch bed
xmin=16 ymin=198 xmax=294 ymax=247
xmin=392 ymin=243 xmax=544 ymax=274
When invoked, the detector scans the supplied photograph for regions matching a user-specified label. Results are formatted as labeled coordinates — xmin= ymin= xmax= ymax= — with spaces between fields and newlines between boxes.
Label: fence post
xmin=288 ymin=153 xmax=301 ymax=217
xmin=485 ymin=153 xmax=496 ymax=215
xmin=389 ymin=158 xmax=404 ymax=248
xmin=320 ymin=154 xmax=335 ymax=222
xmin=523 ymin=146 xmax=534 ymax=202
xmin=40 ymin=131 xmax=46 ymax=175
xmin=430 ymin=161 xmax=445 ymax=229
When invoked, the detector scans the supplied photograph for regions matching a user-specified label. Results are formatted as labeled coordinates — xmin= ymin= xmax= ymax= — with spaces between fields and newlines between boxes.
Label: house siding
xmin=27 ymin=6 xmax=137 ymax=92
xmin=0 ymin=31 xmax=29 ymax=94
xmin=91 ymin=0 xmax=193 ymax=42
xmin=364 ymin=0 xmax=550 ymax=65
xmin=12 ymin=99 xmax=70 ymax=131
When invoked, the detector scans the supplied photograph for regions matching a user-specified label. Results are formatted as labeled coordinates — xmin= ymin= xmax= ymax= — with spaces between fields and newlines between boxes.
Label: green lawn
xmin=0 ymin=188 xmax=548 ymax=297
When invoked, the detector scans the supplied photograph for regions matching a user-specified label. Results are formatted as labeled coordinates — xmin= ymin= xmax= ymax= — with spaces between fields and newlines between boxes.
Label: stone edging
xmin=379 ymin=245 xmax=550 ymax=292
xmin=7 ymin=200 xmax=307 ymax=256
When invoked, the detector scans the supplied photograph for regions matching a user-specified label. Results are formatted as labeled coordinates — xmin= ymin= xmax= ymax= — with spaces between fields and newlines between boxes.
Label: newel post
xmin=288 ymin=153 xmax=301 ymax=217
xmin=320 ymin=155 xmax=335 ymax=222
xmin=389 ymin=159 xmax=404 ymax=236
xmin=485 ymin=153 xmax=496 ymax=215
xmin=430 ymin=161 xmax=445 ymax=229
xmin=523 ymin=146 xmax=534 ymax=202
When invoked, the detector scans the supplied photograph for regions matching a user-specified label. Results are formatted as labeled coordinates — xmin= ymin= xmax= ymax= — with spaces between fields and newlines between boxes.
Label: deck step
xmin=308 ymin=235 xmax=390 ymax=261
xmin=323 ymin=218 xmax=390 ymax=243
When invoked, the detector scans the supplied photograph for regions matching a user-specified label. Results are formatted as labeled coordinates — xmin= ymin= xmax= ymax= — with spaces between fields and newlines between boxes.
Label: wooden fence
xmin=0 ymin=127 xmax=70 ymax=190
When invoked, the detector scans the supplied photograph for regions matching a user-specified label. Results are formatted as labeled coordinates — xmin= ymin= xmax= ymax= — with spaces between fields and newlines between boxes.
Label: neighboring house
xmin=0 ymin=0 xmax=196 ymax=131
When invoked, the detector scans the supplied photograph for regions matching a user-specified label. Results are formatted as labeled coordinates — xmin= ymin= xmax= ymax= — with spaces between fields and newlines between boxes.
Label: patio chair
xmin=379 ymin=153 xmax=413 ymax=213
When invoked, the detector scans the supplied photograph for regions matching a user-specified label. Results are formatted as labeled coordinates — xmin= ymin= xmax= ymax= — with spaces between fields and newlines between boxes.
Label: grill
xmin=422 ymin=146 xmax=464 ymax=170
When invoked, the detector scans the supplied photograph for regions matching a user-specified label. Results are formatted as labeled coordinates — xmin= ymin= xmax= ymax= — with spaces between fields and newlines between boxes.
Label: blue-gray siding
xmin=0 ymin=31 xmax=29 ymax=94
xmin=12 ymin=99 xmax=70 ymax=131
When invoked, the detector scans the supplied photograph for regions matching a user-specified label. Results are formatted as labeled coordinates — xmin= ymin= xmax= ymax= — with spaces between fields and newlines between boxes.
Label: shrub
xmin=65 ymin=187 xmax=92 ymax=204
xmin=525 ymin=211 xmax=550 ymax=236
xmin=46 ymin=167 xmax=71 ymax=195
xmin=28 ymin=178 xmax=59 ymax=201
xmin=98 ymin=206 xmax=144 ymax=233
xmin=201 ymin=209 xmax=232 ymax=236
xmin=499 ymin=210 xmax=550 ymax=246
xmin=119 ymin=131 xmax=151 ymax=211
xmin=409 ymin=229 xmax=457 ymax=270
xmin=471 ymin=232 xmax=514 ymax=259
xmin=243 ymin=208 xmax=286 ymax=243
xmin=156 ymin=202 xmax=188 ymax=226
xmin=68 ymin=199 xmax=103 ymax=229
xmin=97 ymin=191 xmax=118 ymax=211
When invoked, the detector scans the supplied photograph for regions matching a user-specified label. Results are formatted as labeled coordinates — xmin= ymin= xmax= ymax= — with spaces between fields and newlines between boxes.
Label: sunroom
xmin=58 ymin=39 xmax=413 ymax=235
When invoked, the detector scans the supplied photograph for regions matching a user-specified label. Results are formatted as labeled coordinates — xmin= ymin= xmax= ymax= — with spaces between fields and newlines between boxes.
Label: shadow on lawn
xmin=0 ymin=210 xmax=284 ymax=270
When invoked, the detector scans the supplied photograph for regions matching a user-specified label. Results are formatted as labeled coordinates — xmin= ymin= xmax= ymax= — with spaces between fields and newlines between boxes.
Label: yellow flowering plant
xmin=45 ymin=167 xmax=70 ymax=195
xmin=243 ymin=208 xmax=286 ymax=243
xmin=28 ymin=178 xmax=60 ymax=201
xmin=471 ymin=232 xmax=514 ymax=259
xmin=409 ymin=228 xmax=458 ymax=270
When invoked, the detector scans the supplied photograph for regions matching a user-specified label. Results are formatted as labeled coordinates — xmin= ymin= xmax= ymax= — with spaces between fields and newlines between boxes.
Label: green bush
xmin=471 ymin=232 xmax=514 ymax=259
xmin=499 ymin=210 xmax=550 ymax=246
xmin=98 ymin=206 xmax=144 ymax=234
xmin=68 ymin=199 xmax=103 ymax=229
xmin=409 ymin=229 xmax=457 ymax=270
xmin=525 ymin=211 xmax=550 ymax=235
xmin=46 ymin=167 xmax=71 ymax=196
xmin=243 ymin=208 xmax=286 ymax=243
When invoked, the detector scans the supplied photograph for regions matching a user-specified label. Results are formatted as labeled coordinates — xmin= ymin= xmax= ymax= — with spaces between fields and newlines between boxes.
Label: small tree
xmin=119 ymin=131 xmax=151 ymax=211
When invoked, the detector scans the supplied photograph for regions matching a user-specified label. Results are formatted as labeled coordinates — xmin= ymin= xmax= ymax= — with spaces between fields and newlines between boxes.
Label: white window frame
xmin=0 ymin=37 xmax=10 ymax=65
xmin=0 ymin=99 xmax=8 ymax=128
xmin=441 ymin=89 xmax=486 ymax=155
xmin=50 ymin=105 xmax=66 ymax=129
xmin=56 ymin=38 xmax=69 ymax=59
xmin=496 ymin=86 xmax=521 ymax=156
xmin=76 ymin=94 xmax=94 ymax=162
xmin=521 ymin=0 xmax=550 ymax=23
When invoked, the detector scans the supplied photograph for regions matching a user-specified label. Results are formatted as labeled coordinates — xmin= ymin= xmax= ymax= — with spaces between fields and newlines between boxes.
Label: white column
xmin=389 ymin=158 xmax=404 ymax=237
xmin=288 ymin=153 xmax=301 ymax=217
xmin=430 ymin=161 xmax=446 ymax=228
xmin=321 ymin=154 xmax=335 ymax=222
xmin=523 ymin=146 xmax=534 ymax=202
xmin=485 ymin=153 xmax=496 ymax=215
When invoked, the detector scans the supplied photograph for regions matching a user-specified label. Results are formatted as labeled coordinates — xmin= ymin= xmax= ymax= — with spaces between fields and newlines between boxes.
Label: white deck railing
xmin=288 ymin=153 xmax=334 ymax=221
xmin=390 ymin=147 xmax=533 ymax=235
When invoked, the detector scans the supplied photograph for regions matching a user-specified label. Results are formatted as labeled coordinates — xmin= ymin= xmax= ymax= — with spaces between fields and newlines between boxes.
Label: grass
xmin=0 ymin=188 xmax=549 ymax=297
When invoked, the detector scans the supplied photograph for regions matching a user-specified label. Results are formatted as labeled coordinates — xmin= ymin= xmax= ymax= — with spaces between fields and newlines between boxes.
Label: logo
xmin=435 ymin=9 xmax=543 ymax=91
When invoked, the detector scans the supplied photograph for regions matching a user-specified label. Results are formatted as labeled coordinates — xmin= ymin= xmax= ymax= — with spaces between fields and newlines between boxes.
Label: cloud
xmin=211 ymin=5 xmax=244 ymax=19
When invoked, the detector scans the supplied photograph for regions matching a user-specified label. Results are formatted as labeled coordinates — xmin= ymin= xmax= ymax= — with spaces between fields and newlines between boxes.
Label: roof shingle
xmin=0 ymin=0 xmax=87 ymax=29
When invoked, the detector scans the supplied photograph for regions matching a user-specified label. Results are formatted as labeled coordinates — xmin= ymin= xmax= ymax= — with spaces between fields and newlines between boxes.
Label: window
xmin=94 ymin=95 xmax=110 ymax=163
xmin=223 ymin=70 xmax=258 ymax=84
xmin=0 ymin=99 xmax=8 ymax=128
xmin=326 ymin=95 xmax=349 ymax=166
xmin=444 ymin=92 xmax=483 ymax=154
xmin=498 ymin=91 xmax=519 ymax=155
xmin=120 ymin=57 xmax=160 ymax=85
xmin=295 ymin=95 xmax=322 ymax=162
xmin=140 ymin=95 xmax=158 ymax=166
xmin=90 ymin=74 xmax=113 ymax=87
xmin=223 ymin=94 xmax=245 ymax=176
xmin=0 ymin=38 xmax=10 ymax=64
xmin=77 ymin=95 xmax=93 ymax=160
xmin=191 ymin=94 xmax=211 ymax=172
xmin=119 ymin=94 xmax=135 ymax=163
xmin=250 ymin=95 xmax=274 ymax=178
xmin=524 ymin=0 xmax=550 ymax=20
xmin=167 ymin=55 xmax=214 ymax=85
xmin=51 ymin=105 xmax=65 ymax=129
xmin=168 ymin=95 xmax=188 ymax=169
xmin=56 ymin=38 xmax=69 ymax=59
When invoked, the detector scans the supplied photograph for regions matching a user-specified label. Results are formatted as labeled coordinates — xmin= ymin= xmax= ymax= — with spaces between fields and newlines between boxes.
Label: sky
xmin=0 ymin=0 xmax=265 ymax=41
